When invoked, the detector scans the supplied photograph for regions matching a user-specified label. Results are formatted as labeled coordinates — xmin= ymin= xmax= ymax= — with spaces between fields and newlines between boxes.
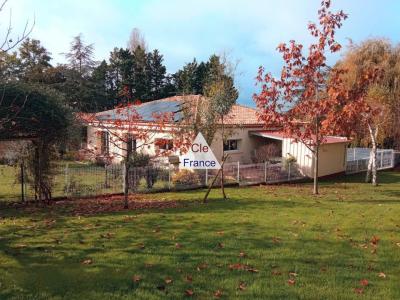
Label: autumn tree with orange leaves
xmin=254 ymin=0 xmax=348 ymax=194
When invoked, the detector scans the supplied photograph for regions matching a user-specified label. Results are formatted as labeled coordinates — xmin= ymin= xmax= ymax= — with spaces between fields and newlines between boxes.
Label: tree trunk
xmin=124 ymin=161 xmax=129 ymax=208
xmin=124 ymin=141 xmax=132 ymax=209
xmin=313 ymin=146 xmax=319 ymax=195
xmin=203 ymin=155 xmax=228 ymax=204
xmin=313 ymin=115 xmax=319 ymax=195
xmin=313 ymin=77 xmax=320 ymax=195
xmin=366 ymin=150 xmax=373 ymax=183
xmin=220 ymin=117 xmax=227 ymax=200
xmin=366 ymin=123 xmax=378 ymax=186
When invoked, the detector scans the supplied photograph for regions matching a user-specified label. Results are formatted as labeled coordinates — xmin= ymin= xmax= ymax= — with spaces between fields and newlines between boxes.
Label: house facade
xmin=80 ymin=95 xmax=349 ymax=177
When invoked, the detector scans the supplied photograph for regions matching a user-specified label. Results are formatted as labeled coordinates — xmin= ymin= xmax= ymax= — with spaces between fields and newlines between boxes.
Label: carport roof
xmin=250 ymin=131 xmax=350 ymax=144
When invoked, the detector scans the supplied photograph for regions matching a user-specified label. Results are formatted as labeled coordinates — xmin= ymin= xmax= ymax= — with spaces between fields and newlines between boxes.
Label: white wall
xmin=283 ymin=138 xmax=347 ymax=177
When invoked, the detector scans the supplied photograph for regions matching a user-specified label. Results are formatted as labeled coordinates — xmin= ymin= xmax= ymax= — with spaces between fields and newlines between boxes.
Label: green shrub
xmin=127 ymin=152 xmax=151 ymax=167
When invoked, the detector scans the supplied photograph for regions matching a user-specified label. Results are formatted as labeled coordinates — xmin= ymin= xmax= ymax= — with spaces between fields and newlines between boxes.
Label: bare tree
xmin=0 ymin=0 xmax=34 ymax=129
xmin=82 ymin=102 xmax=191 ymax=208
xmin=127 ymin=28 xmax=147 ymax=53
xmin=0 ymin=0 xmax=34 ymax=53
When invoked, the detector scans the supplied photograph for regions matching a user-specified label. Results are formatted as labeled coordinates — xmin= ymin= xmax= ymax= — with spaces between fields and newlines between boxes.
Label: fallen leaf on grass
xmin=289 ymin=272 xmax=298 ymax=277
xmin=214 ymin=289 xmax=223 ymax=298
xmin=216 ymin=242 xmax=224 ymax=249
xmin=378 ymin=272 xmax=386 ymax=278
xmin=185 ymin=275 xmax=193 ymax=282
xmin=229 ymin=263 xmax=258 ymax=273
xmin=132 ymin=275 xmax=141 ymax=282
xmin=137 ymin=243 xmax=145 ymax=249
xmin=175 ymin=243 xmax=182 ymax=249
xmin=81 ymin=259 xmax=92 ymax=265
xmin=238 ymin=251 xmax=247 ymax=258
xmin=287 ymin=279 xmax=296 ymax=285
xmin=370 ymin=236 xmax=380 ymax=246
xmin=185 ymin=289 xmax=194 ymax=296
xmin=238 ymin=281 xmax=247 ymax=291
xmin=360 ymin=279 xmax=369 ymax=286
xmin=165 ymin=277 xmax=173 ymax=284
xmin=247 ymin=267 xmax=259 ymax=273
xmin=197 ymin=263 xmax=208 ymax=271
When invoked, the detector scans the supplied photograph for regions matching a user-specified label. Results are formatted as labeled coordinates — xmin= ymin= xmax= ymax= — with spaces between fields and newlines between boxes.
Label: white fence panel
xmin=346 ymin=148 xmax=395 ymax=174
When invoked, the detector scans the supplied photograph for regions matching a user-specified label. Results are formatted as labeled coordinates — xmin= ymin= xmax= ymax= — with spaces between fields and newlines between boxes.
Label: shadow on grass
xmin=1 ymin=214 xmax=396 ymax=299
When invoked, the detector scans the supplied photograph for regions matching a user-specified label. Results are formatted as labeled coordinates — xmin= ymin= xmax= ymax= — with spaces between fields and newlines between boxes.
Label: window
xmin=81 ymin=126 xmax=88 ymax=144
xmin=223 ymin=139 xmax=240 ymax=151
xmin=100 ymin=131 xmax=110 ymax=155
xmin=127 ymin=134 xmax=137 ymax=154
xmin=155 ymin=138 xmax=173 ymax=150
xmin=81 ymin=126 xmax=88 ymax=148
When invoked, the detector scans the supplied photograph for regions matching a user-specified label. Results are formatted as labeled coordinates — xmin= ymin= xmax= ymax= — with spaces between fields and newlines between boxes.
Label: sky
xmin=4 ymin=0 xmax=400 ymax=106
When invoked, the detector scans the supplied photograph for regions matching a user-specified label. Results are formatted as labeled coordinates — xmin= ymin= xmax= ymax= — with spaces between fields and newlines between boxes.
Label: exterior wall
xmin=318 ymin=143 xmax=347 ymax=177
xmin=210 ymin=126 xmax=263 ymax=164
xmin=85 ymin=124 xmax=264 ymax=165
xmin=86 ymin=125 xmax=187 ymax=163
xmin=283 ymin=138 xmax=314 ymax=177
xmin=283 ymin=138 xmax=347 ymax=177
xmin=85 ymin=125 xmax=347 ymax=177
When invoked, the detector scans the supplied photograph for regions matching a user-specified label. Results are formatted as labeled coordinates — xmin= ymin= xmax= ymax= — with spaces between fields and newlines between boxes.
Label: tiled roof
xmin=89 ymin=95 xmax=263 ymax=126
xmin=224 ymin=104 xmax=263 ymax=125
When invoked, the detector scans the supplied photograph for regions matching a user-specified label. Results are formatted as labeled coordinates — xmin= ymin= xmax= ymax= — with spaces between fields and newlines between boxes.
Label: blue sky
xmin=5 ymin=0 xmax=400 ymax=106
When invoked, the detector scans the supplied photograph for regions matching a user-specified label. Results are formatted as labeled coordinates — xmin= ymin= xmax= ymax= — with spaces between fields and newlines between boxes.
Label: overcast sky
xmin=4 ymin=0 xmax=400 ymax=106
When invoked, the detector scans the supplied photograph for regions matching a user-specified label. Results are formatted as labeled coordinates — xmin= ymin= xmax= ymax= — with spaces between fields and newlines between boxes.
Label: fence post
xmin=168 ymin=166 xmax=171 ymax=190
xmin=288 ymin=162 xmax=291 ymax=182
xmin=205 ymin=167 xmax=208 ymax=186
xmin=391 ymin=150 xmax=395 ymax=168
xmin=380 ymin=151 xmax=383 ymax=169
xmin=264 ymin=161 xmax=267 ymax=183
xmin=353 ymin=148 xmax=356 ymax=161
xmin=20 ymin=163 xmax=25 ymax=202
xmin=237 ymin=161 xmax=240 ymax=183
xmin=64 ymin=163 xmax=69 ymax=197
xmin=122 ymin=162 xmax=126 ymax=194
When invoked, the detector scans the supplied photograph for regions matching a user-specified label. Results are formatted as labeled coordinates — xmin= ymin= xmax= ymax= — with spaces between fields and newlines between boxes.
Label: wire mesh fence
xmin=346 ymin=148 xmax=395 ymax=174
xmin=0 ymin=160 xmax=305 ymax=203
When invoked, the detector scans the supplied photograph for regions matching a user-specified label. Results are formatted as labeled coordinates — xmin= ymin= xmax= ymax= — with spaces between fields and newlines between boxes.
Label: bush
xmin=172 ymin=169 xmax=201 ymax=186
xmin=283 ymin=154 xmax=297 ymax=170
xmin=126 ymin=152 xmax=151 ymax=167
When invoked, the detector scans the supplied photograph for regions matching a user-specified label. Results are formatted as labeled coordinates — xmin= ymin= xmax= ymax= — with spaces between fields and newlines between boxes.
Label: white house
xmin=80 ymin=95 xmax=349 ymax=177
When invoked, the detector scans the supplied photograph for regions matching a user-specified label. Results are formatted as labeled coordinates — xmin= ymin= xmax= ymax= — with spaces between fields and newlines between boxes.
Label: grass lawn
xmin=0 ymin=172 xmax=400 ymax=299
